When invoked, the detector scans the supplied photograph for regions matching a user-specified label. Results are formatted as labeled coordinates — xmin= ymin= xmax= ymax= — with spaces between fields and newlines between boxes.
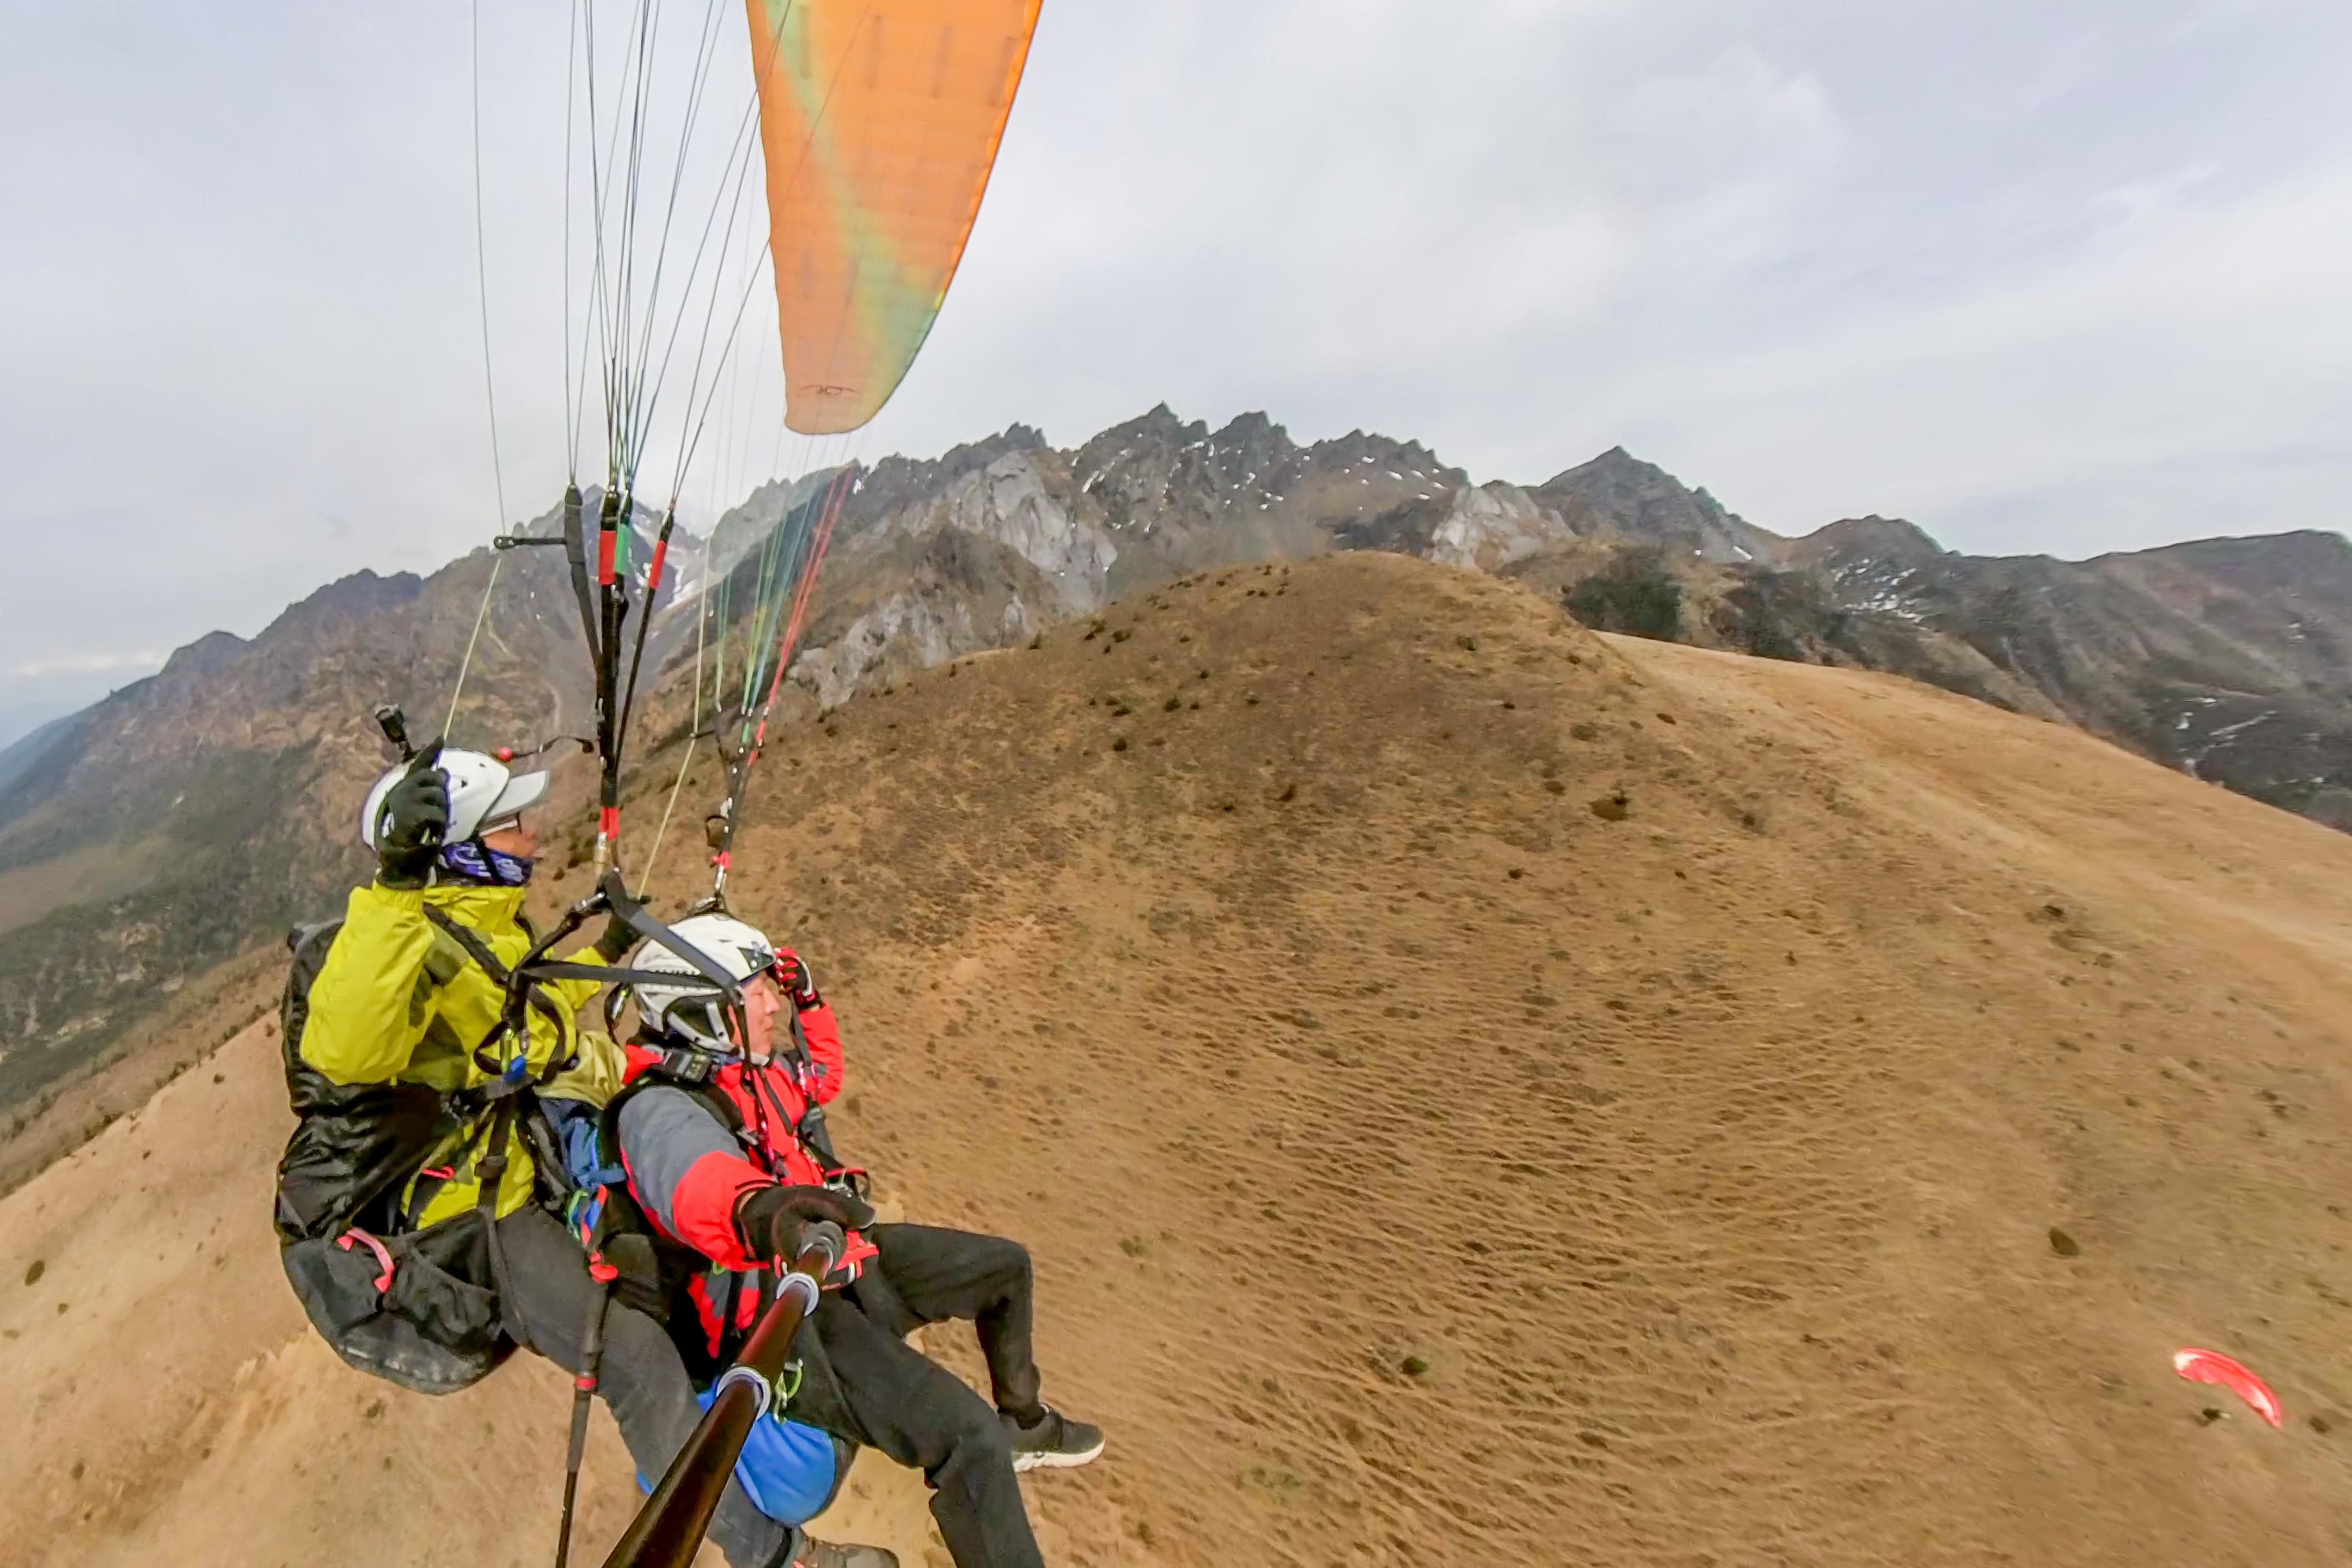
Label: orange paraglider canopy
xmin=744 ymin=0 xmax=1043 ymax=436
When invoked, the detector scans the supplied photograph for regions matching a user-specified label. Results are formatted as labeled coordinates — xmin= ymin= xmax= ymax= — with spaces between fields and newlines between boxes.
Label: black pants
xmin=855 ymin=1223 xmax=1044 ymax=1421
xmin=498 ymin=1206 xmax=789 ymax=1568
xmin=798 ymin=1224 xmax=1048 ymax=1568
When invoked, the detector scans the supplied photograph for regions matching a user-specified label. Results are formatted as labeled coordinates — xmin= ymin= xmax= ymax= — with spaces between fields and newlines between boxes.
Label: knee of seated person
xmin=950 ymin=1394 xmax=1015 ymax=1459
xmin=989 ymin=1234 xmax=1033 ymax=1285
xmin=598 ymin=1300 xmax=681 ymax=1368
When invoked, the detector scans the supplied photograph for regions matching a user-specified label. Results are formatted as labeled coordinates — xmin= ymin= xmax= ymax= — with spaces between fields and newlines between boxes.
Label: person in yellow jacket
xmin=304 ymin=743 xmax=627 ymax=1225
xmin=300 ymin=742 xmax=892 ymax=1568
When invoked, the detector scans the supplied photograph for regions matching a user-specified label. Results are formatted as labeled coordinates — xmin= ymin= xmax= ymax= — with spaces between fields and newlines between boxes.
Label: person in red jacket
xmin=617 ymin=912 xmax=1102 ymax=1568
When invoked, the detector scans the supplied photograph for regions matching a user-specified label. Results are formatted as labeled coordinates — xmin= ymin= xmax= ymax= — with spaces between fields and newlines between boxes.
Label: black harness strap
xmin=473 ymin=1091 xmax=530 ymax=1345
xmin=598 ymin=1056 xmax=776 ymax=1364
xmin=596 ymin=1057 xmax=744 ymax=1172
xmin=744 ymin=1051 xmax=841 ymax=1176
xmin=418 ymin=904 xmax=583 ymax=1347
xmin=425 ymin=903 xmax=511 ymax=979
xmin=423 ymin=906 xmax=578 ymax=1076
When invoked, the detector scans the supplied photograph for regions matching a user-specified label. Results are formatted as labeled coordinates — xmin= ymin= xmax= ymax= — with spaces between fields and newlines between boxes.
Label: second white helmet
xmin=629 ymin=912 xmax=777 ymax=1050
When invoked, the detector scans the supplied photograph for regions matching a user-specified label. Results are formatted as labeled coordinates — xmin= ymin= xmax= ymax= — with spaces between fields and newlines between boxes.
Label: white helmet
xmin=359 ymin=748 xmax=551 ymax=850
xmin=630 ymin=912 xmax=777 ymax=1050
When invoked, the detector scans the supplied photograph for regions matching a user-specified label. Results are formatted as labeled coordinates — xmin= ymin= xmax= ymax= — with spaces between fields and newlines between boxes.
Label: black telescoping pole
xmin=598 ymin=1226 xmax=844 ymax=1568
xmin=552 ymin=1285 xmax=610 ymax=1568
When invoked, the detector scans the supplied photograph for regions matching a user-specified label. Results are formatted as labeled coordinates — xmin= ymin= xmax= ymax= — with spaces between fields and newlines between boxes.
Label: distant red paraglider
xmin=2173 ymin=1347 xmax=2283 ymax=1427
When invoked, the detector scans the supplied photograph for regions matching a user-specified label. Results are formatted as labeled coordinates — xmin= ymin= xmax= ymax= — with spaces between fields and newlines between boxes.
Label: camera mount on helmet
xmin=373 ymin=703 xmax=419 ymax=762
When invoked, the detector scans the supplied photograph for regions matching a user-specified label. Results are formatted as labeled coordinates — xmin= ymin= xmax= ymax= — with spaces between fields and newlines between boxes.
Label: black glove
xmin=736 ymin=1182 xmax=876 ymax=1263
xmin=772 ymin=948 xmax=821 ymax=1008
xmin=375 ymin=742 xmax=449 ymax=890
xmin=592 ymin=912 xmax=636 ymax=964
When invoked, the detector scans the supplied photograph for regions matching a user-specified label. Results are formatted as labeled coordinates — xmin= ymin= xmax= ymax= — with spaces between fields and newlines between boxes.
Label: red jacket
xmin=612 ymin=982 xmax=878 ymax=1355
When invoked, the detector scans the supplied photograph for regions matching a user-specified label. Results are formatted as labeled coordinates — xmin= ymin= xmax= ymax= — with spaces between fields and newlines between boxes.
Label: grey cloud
xmin=5 ymin=0 xmax=2350 ymax=713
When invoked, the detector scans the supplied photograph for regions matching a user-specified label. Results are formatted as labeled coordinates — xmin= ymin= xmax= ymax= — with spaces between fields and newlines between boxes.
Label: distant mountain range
xmin=2 ymin=405 xmax=2346 ymax=1128
xmin=788 ymin=408 xmax=2352 ymax=828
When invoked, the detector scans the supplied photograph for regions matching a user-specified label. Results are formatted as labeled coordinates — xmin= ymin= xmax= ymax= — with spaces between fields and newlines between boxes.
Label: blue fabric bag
xmin=635 ymin=1389 xmax=840 ymax=1525
xmin=549 ymin=1098 xmax=843 ymax=1526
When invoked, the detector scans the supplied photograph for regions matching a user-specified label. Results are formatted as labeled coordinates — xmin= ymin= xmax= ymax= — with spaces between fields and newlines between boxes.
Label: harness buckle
xmin=660 ymin=1047 xmax=715 ymax=1084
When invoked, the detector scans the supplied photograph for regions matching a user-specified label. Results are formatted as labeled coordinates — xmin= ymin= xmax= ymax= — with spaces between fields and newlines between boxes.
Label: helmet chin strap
xmin=664 ymin=999 xmax=763 ymax=1062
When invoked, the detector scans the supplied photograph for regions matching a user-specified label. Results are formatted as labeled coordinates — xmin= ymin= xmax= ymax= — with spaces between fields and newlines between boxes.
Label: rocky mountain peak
xmin=1075 ymin=404 xmax=1202 ymax=465
xmin=1806 ymin=514 xmax=1944 ymax=553
xmin=1069 ymin=406 xmax=1290 ymax=558
xmin=160 ymin=630 xmax=249 ymax=682
xmin=1075 ymin=403 xmax=1203 ymax=463
xmin=847 ymin=424 xmax=1050 ymax=529
xmin=1306 ymin=427 xmax=1448 ymax=473
xmin=1533 ymin=448 xmax=1781 ymax=564
xmin=1538 ymin=444 xmax=1664 ymax=495
xmin=709 ymin=472 xmax=837 ymax=575
xmin=255 ymin=568 xmax=426 ymax=645
xmin=1790 ymin=516 xmax=1948 ymax=581
xmin=1209 ymin=408 xmax=1285 ymax=445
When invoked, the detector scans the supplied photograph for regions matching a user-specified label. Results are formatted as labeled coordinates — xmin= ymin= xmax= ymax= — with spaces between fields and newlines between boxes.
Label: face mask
xmin=439 ymin=839 xmax=535 ymax=887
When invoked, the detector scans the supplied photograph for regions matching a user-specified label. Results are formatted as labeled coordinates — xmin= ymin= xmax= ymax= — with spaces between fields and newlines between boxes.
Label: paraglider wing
xmin=745 ymin=0 xmax=1043 ymax=435
xmin=2172 ymin=1347 xmax=2283 ymax=1428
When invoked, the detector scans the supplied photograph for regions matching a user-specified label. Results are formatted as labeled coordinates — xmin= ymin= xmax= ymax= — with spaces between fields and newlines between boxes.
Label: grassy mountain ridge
xmin=768 ymin=419 xmax=2352 ymax=836
xmin=8 ymin=553 xmax=2352 ymax=1565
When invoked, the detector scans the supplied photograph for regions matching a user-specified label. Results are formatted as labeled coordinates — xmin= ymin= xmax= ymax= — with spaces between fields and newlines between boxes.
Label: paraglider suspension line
xmin=638 ymin=531 xmax=714 ymax=898
xmin=451 ymin=0 xmax=511 ymax=737
xmin=706 ymin=465 xmax=851 ymax=896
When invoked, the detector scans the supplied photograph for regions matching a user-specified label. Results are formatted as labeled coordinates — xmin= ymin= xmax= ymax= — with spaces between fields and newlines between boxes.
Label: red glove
xmin=771 ymin=948 xmax=822 ymax=1009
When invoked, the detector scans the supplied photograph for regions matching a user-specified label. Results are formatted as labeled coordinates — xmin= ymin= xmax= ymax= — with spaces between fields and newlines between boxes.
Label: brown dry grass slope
xmin=8 ymin=552 xmax=2352 ymax=1566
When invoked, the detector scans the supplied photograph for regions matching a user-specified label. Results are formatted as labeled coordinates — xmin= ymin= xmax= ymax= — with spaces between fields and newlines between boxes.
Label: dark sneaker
xmin=788 ymin=1534 xmax=898 ymax=1568
xmin=1001 ymin=1404 xmax=1106 ymax=1472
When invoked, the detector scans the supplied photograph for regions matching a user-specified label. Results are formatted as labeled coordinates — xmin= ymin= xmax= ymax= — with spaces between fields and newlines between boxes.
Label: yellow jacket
xmin=299 ymin=880 xmax=627 ymax=1227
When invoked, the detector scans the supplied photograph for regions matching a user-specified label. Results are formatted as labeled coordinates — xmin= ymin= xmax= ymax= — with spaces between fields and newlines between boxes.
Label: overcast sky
xmin=5 ymin=0 xmax=2351 ymax=737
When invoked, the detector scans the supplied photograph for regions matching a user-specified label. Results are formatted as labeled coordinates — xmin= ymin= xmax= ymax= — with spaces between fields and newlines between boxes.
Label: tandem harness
xmin=273 ymin=873 xmax=745 ymax=1396
xmin=581 ymin=1051 xmax=800 ymax=1365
